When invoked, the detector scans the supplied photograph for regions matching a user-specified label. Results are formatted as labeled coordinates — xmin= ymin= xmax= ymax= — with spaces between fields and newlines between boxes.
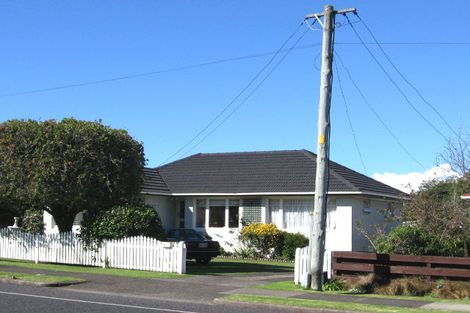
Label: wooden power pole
xmin=305 ymin=5 xmax=356 ymax=291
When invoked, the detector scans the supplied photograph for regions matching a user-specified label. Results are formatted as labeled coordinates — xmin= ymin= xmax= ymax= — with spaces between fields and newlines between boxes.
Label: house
xmin=461 ymin=193 xmax=470 ymax=200
xmin=141 ymin=150 xmax=405 ymax=253
xmin=43 ymin=149 xmax=405 ymax=255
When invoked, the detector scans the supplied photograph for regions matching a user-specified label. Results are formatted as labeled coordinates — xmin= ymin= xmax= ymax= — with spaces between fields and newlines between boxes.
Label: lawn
xmin=0 ymin=257 xmax=293 ymax=278
xmin=0 ymin=271 xmax=84 ymax=285
xmin=225 ymin=294 xmax=467 ymax=313
xmin=186 ymin=257 xmax=294 ymax=276
xmin=254 ymin=280 xmax=470 ymax=305
xmin=0 ymin=258 xmax=185 ymax=279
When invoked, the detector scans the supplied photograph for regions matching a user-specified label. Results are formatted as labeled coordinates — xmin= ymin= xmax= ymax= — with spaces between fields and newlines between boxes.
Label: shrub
xmin=239 ymin=223 xmax=282 ymax=258
xmin=323 ymin=279 xmax=346 ymax=291
xmin=80 ymin=204 xmax=165 ymax=248
xmin=233 ymin=246 xmax=257 ymax=258
xmin=280 ymin=232 xmax=309 ymax=260
xmin=375 ymin=224 xmax=466 ymax=257
xmin=20 ymin=208 xmax=44 ymax=234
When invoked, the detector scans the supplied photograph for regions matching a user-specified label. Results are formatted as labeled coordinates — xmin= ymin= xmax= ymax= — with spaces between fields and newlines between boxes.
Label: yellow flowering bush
xmin=239 ymin=223 xmax=282 ymax=257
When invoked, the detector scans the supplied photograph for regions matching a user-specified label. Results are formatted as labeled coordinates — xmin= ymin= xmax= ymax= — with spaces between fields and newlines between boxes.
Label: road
xmin=0 ymin=283 xmax=306 ymax=313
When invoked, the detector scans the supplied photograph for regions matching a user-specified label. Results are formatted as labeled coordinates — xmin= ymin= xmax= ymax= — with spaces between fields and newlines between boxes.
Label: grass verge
xmin=225 ymin=294 xmax=466 ymax=313
xmin=254 ymin=281 xmax=470 ymax=305
xmin=186 ymin=257 xmax=294 ymax=276
xmin=0 ymin=258 xmax=185 ymax=279
xmin=0 ymin=271 xmax=84 ymax=285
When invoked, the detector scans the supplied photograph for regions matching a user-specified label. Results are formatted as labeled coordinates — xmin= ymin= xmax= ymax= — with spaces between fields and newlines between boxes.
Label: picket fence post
xmin=34 ymin=234 xmax=39 ymax=264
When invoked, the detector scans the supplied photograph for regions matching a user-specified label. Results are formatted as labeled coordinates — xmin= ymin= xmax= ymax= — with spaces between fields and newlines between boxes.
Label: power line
xmin=344 ymin=14 xmax=448 ymax=141
xmin=0 ymin=40 xmax=316 ymax=100
xmin=160 ymin=21 xmax=307 ymax=165
xmin=334 ymin=61 xmax=368 ymax=175
xmin=1 ymin=42 xmax=469 ymax=100
xmin=335 ymin=52 xmax=426 ymax=170
xmin=356 ymin=14 xmax=460 ymax=139
xmin=179 ymin=26 xmax=311 ymax=159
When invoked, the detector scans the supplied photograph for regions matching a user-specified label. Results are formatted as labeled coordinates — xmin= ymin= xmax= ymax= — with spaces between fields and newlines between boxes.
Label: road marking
xmin=0 ymin=290 xmax=200 ymax=313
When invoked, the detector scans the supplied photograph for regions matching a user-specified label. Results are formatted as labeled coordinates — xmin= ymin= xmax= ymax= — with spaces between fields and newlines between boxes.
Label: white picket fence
xmin=0 ymin=228 xmax=186 ymax=274
xmin=294 ymin=247 xmax=332 ymax=284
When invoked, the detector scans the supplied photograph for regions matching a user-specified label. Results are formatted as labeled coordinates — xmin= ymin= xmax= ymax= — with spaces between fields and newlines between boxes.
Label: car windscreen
xmin=167 ymin=229 xmax=206 ymax=241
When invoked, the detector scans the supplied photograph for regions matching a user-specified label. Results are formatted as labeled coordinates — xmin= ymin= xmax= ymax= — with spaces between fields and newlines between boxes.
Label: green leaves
xmin=79 ymin=204 xmax=165 ymax=248
xmin=0 ymin=118 xmax=145 ymax=232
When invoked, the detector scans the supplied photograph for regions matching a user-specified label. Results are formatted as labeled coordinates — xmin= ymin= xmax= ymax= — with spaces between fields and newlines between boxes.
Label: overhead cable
xmin=355 ymin=14 xmax=460 ymax=140
xmin=334 ymin=61 xmax=368 ymax=175
xmin=335 ymin=52 xmax=426 ymax=170
xmin=179 ymin=25 xmax=312 ymax=159
xmin=344 ymin=14 xmax=448 ymax=141
xmin=160 ymin=21 xmax=307 ymax=165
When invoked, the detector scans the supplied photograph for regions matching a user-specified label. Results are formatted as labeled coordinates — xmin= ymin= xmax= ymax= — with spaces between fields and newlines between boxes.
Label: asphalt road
xmin=0 ymin=283 xmax=305 ymax=313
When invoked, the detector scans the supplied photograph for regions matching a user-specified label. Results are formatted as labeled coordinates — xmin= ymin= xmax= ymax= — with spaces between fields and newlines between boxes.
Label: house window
xmin=242 ymin=198 xmax=262 ymax=224
xmin=209 ymin=199 xmax=225 ymax=227
xmin=196 ymin=199 xmax=206 ymax=227
xmin=269 ymin=199 xmax=282 ymax=228
xmin=229 ymin=200 xmax=239 ymax=228
xmin=179 ymin=201 xmax=185 ymax=228
xmin=283 ymin=199 xmax=312 ymax=231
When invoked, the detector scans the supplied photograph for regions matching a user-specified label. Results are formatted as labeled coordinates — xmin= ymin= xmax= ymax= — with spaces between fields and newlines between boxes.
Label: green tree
xmin=0 ymin=118 xmax=145 ymax=232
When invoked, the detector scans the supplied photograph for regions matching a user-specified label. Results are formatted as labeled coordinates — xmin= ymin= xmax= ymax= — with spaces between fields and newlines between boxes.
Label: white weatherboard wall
xmin=145 ymin=195 xmax=177 ymax=229
xmin=0 ymin=229 xmax=186 ymax=274
xmin=351 ymin=197 xmax=396 ymax=252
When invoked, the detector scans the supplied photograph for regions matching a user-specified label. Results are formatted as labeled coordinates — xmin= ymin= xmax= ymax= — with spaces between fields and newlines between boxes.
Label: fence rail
xmin=332 ymin=251 xmax=470 ymax=280
xmin=0 ymin=228 xmax=186 ymax=274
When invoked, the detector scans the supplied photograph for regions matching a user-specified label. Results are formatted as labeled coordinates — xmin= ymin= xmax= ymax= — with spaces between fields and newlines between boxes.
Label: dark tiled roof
xmin=142 ymin=167 xmax=171 ymax=195
xmin=151 ymin=150 xmax=405 ymax=198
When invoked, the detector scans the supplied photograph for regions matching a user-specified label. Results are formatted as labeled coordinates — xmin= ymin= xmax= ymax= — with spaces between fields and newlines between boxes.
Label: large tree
xmin=0 ymin=118 xmax=145 ymax=232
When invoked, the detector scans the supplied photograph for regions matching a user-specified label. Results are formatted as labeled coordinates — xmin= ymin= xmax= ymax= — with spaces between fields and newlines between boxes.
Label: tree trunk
xmin=52 ymin=211 xmax=76 ymax=233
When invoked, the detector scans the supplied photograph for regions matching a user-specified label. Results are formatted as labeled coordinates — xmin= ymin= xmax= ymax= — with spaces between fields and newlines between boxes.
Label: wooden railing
xmin=332 ymin=251 xmax=470 ymax=280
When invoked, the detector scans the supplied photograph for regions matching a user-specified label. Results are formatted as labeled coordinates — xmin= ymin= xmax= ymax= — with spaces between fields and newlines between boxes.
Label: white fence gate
xmin=294 ymin=247 xmax=332 ymax=284
xmin=0 ymin=228 xmax=186 ymax=274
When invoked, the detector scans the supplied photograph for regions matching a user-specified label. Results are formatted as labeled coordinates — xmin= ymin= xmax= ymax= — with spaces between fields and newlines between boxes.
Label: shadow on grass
xmin=186 ymin=259 xmax=294 ymax=276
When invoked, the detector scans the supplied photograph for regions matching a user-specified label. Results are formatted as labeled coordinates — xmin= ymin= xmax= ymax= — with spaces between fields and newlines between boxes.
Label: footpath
xmin=1 ymin=264 xmax=470 ymax=312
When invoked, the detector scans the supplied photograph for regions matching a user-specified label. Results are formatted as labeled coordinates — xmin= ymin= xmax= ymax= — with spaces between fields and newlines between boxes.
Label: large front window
xmin=229 ymin=200 xmax=239 ymax=228
xmin=209 ymin=199 xmax=225 ymax=227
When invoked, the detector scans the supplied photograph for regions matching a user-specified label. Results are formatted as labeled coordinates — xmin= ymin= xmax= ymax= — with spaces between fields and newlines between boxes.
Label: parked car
xmin=166 ymin=229 xmax=220 ymax=264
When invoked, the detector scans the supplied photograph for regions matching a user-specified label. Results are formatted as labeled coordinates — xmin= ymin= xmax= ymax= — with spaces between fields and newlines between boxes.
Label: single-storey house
xmin=44 ymin=149 xmax=405 ymax=255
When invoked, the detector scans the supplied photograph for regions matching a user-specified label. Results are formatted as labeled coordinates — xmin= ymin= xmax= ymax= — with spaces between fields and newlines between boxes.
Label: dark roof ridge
xmin=194 ymin=149 xmax=308 ymax=157
xmin=155 ymin=153 xmax=202 ymax=170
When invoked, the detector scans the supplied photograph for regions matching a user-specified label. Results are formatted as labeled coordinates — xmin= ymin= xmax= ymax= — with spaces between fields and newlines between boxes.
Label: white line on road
xmin=0 ymin=290 xmax=200 ymax=313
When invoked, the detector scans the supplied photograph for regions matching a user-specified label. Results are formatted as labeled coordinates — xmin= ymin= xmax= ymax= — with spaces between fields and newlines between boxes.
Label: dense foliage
xmin=20 ymin=208 xmax=44 ymax=234
xmin=0 ymin=118 xmax=145 ymax=232
xmin=239 ymin=223 xmax=282 ymax=257
xmin=79 ymin=204 xmax=165 ymax=248
xmin=238 ymin=224 xmax=308 ymax=260
xmin=279 ymin=232 xmax=309 ymax=260
xmin=375 ymin=175 xmax=470 ymax=257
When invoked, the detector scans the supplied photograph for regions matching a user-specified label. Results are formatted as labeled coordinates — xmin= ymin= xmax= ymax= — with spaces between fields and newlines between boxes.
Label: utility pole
xmin=305 ymin=5 xmax=356 ymax=291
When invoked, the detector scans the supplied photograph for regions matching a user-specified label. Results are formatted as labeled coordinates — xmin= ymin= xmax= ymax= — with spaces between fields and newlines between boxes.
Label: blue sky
xmin=0 ymin=1 xmax=469 ymax=182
